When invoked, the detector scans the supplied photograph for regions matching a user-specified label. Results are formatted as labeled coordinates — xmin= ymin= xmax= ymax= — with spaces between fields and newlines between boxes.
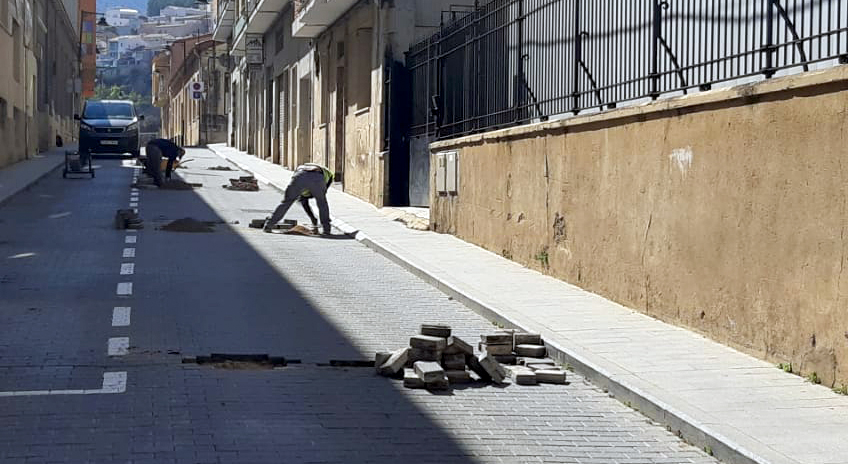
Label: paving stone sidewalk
xmin=0 ymin=145 xmax=73 ymax=206
xmin=208 ymin=143 xmax=848 ymax=464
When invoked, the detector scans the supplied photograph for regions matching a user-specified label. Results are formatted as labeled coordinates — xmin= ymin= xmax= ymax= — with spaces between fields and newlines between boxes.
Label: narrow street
xmin=0 ymin=148 xmax=718 ymax=464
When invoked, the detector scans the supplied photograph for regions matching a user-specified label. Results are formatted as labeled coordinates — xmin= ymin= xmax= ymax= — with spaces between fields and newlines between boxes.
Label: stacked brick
xmin=376 ymin=324 xmax=567 ymax=389
xmin=114 ymin=209 xmax=143 ymax=230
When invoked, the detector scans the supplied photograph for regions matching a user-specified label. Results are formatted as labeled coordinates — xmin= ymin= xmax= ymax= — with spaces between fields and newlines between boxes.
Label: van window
xmin=83 ymin=102 xmax=135 ymax=119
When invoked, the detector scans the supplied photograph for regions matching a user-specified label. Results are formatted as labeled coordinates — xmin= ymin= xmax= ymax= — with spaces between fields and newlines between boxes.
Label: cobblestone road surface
xmin=0 ymin=150 xmax=719 ymax=464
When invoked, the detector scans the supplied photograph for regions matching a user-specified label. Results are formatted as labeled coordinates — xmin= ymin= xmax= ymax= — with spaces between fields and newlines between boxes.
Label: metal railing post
xmin=650 ymin=0 xmax=661 ymax=99
xmin=515 ymin=0 xmax=525 ymax=122
xmin=571 ymin=0 xmax=581 ymax=114
xmin=763 ymin=0 xmax=776 ymax=77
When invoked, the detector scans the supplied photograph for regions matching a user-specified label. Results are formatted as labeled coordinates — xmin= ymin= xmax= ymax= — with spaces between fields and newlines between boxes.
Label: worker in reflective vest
xmin=264 ymin=163 xmax=334 ymax=235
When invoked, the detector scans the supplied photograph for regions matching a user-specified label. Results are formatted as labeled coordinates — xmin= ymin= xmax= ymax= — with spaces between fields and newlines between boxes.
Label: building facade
xmin=153 ymin=35 xmax=227 ymax=146
xmin=1 ymin=0 xmax=80 ymax=168
xmin=79 ymin=0 xmax=96 ymax=99
xmin=211 ymin=0 xmax=473 ymax=205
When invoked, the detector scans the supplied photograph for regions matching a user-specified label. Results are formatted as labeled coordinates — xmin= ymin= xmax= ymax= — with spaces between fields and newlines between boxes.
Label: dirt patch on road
xmin=284 ymin=225 xmax=315 ymax=236
xmin=159 ymin=218 xmax=216 ymax=233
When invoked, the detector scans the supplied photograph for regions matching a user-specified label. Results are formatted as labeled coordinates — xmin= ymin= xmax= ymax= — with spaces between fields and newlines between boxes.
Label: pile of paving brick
xmin=114 ymin=209 xmax=143 ymax=230
xmin=376 ymin=325 xmax=567 ymax=390
xmin=223 ymin=176 xmax=259 ymax=191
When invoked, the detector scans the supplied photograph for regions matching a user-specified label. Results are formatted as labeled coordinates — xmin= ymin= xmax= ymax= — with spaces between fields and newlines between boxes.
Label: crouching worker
xmin=144 ymin=138 xmax=185 ymax=187
xmin=264 ymin=163 xmax=334 ymax=235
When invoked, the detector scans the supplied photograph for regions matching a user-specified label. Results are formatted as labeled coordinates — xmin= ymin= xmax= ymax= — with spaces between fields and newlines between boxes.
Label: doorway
xmin=334 ymin=65 xmax=345 ymax=182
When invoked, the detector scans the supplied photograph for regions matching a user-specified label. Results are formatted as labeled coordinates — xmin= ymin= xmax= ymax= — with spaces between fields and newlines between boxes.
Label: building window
xmin=12 ymin=20 xmax=21 ymax=83
xmin=275 ymin=24 xmax=285 ymax=54
xmin=0 ymin=0 xmax=9 ymax=32
xmin=0 ymin=97 xmax=7 ymax=130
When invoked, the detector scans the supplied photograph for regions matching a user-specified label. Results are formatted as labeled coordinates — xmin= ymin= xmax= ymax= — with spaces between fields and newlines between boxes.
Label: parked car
xmin=75 ymin=100 xmax=144 ymax=157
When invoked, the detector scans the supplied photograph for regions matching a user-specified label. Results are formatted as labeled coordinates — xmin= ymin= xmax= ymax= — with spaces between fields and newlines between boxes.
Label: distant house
xmin=105 ymin=7 xmax=141 ymax=28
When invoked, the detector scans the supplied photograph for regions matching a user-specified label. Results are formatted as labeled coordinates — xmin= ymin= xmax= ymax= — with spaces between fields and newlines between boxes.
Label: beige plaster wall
xmin=431 ymin=66 xmax=848 ymax=387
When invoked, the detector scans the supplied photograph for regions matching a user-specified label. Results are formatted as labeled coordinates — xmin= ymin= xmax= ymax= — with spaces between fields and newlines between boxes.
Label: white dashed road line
xmin=108 ymin=337 xmax=130 ymax=356
xmin=120 ymin=263 xmax=134 ymax=275
xmin=0 ymin=372 xmax=127 ymax=397
xmin=112 ymin=307 xmax=131 ymax=327
xmin=116 ymin=282 xmax=133 ymax=296
xmin=122 ymin=248 xmax=135 ymax=258
xmin=125 ymin=235 xmax=137 ymax=244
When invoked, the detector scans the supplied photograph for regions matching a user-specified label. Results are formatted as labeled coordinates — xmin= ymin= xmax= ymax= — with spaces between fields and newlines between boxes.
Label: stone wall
xmin=431 ymin=65 xmax=848 ymax=387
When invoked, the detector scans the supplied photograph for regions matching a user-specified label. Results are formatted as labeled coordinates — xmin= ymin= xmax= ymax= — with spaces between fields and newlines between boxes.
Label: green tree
xmin=147 ymin=0 xmax=197 ymax=17
xmin=93 ymin=85 xmax=145 ymax=106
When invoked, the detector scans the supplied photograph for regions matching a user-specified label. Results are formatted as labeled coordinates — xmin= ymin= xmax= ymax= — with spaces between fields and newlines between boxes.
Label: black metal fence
xmin=407 ymin=0 xmax=848 ymax=139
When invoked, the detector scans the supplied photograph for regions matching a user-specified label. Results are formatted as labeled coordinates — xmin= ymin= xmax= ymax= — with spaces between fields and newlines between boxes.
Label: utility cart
xmin=63 ymin=150 xmax=95 ymax=179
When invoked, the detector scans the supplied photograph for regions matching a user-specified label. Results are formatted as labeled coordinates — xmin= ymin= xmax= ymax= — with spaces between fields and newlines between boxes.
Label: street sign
xmin=246 ymin=34 xmax=264 ymax=65
xmin=190 ymin=81 xmax=205 ymax=92
xmin=192 ymin=91 xmax=203 ymax=100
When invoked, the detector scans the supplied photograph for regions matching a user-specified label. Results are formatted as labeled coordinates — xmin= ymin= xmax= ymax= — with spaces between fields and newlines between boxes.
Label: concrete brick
xmin=514 ymin=333 xmax=542 ymax=345
xmin=481 ymin=334 xmax=513 ymax=345
xmin=442 ymin=353 xmax=467 ymax=370
xmin=408 ymin=347 xmax=443 ymax=363
xmin=478 ymin=353 xmax=508 ymax=384
xmin=480 ymin=343 xmax=513 ymax=356
xmin=445 ymin=370 xmax=473 ymax=384
xmin=493 ymin=354 xmax=517 ymax=365
xmin=377 ymin=348 xmax=409 ymax=376
xmin=517 ymin=357 xmax=552 ymax=366
xmin=526 ymin=362 xmax=557 ymax=371
xmin=410 ymin=335 xmax=448 ymax=351
xmin=515 ymin=344 xmax=547 ymax=357
xmin=536 ymin=369 xmax=567 ymax=384
xmin=420 ymin=324 xmax=452 ymax=338
xmin=426 ymin=375 xmax=450 ymax=390
xmin=403 ymin=368 xmax=426 ymax=389
xmin=511 ymin=366 xmax=538 ymax=385
xmin=414 ymin=361 xmax=446 ymax=383
xmin=443 ymin=336 xmax=474 ymax=356
xmin=466 ymin=354 xmax=492 ymax=382
xmin=374 ymin=352 xmax=392 ymax=374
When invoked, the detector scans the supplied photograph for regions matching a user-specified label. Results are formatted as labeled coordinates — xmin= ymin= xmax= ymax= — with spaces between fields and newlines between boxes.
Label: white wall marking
xmin=120 ymin=263 xmax=134 ymax=275
xmin=670 ymin=146 xmax=694 ymax=178
xmin=108 ymin=337 xmax=129 ymax=356
xmin=112 ymin=307 xmax=131 ymax=327
xmin=116 ymin=282 xmax=133 ymax=296
xmin=122 ymin=248 xmax=135 ymax=258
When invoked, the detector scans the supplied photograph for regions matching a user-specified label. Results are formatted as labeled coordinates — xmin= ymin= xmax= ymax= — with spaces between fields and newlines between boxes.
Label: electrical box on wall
xmin=435 ymin=151 xmax=458 ymax=195
xmin=445 ymin=151 xmax=458 ymax=194
xmin=435 ymin=152 xmax=447 ymax=193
